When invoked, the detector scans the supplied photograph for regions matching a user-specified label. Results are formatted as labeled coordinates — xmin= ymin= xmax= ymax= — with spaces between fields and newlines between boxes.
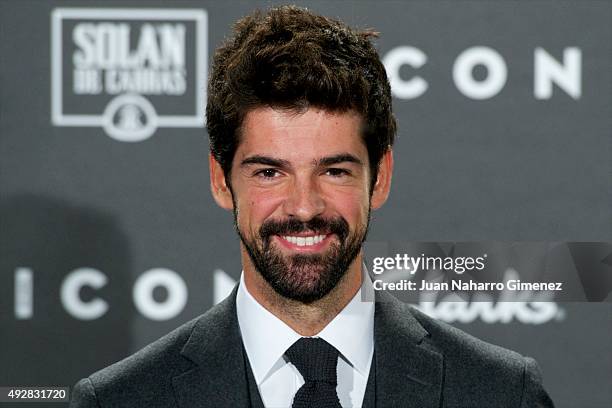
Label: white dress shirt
xmin=236 ymin=272 xmax=374 ymax=408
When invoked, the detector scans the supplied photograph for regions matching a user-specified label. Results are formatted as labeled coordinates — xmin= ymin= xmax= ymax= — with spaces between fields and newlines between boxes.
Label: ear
xmin=209 ymin=154 xmax=234 ymax=210
xmin=370 ymin=149 xmax=393 ymax=210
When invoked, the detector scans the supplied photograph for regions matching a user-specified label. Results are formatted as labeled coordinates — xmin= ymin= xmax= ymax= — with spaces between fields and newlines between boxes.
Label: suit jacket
xmin=70 ymin=287 xmax=554 ymax=407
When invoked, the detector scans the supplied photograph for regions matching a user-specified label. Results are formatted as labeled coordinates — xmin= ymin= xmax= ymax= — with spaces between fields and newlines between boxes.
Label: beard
xmin=235 ymin=211 xmax=370 ymax=304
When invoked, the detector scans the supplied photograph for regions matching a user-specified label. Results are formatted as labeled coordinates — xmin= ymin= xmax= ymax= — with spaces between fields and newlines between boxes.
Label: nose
xmin=282 ymin=175 xmax=326 ymax=221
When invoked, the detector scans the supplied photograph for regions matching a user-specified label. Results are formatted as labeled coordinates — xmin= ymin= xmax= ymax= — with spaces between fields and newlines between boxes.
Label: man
xmin=71 ymin=6 xmax=554 ymax=407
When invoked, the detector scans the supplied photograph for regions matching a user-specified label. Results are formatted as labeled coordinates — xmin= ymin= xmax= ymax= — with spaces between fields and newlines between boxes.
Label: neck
xmin=242 ymin=250 xmax=363 ymax=336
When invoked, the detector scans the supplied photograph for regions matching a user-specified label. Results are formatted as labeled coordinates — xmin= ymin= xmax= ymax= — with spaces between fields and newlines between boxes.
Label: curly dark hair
xmin=206 ymin=5 xmax=396 ymax=190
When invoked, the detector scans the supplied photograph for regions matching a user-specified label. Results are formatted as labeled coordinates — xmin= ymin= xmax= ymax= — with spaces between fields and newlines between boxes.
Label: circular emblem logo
xmin=102 ymin=94 xmax=158 ymax=142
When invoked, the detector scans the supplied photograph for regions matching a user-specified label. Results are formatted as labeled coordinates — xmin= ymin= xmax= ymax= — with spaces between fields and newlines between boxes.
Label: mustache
xmin=259 ymin=216 xmax=349 ymax=243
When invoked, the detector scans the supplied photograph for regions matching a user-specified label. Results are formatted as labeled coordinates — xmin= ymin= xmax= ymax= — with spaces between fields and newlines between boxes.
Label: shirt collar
xmin=236 ymin=273 xmax=301 ymax=385
xmin=317 ymin=277 xmax=374 ymax=376
xmin=236 ymin=269 xmax=374 ymax=384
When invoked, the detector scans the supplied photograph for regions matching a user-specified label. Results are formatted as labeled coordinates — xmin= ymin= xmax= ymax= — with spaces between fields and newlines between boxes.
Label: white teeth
xmin=281 ymin=235 xmax=326 ymax=246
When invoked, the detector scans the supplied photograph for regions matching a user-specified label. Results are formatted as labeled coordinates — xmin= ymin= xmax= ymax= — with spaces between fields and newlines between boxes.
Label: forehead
xmin=236 ymin=107 xmax=367 ymax=162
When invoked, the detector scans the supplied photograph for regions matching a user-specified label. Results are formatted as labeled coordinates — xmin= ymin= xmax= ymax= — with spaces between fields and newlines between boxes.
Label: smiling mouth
xmin=279 ymin=234 xmax=327 ymax=247
xmin=272 ymin=232 xmax=336 ymax=251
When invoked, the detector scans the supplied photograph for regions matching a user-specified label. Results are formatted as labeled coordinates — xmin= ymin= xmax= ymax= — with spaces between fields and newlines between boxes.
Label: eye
xmin=254 ymin=168 xmax=281 ymax=179
xmin=325 ymin=168 xmax=351 ymax=177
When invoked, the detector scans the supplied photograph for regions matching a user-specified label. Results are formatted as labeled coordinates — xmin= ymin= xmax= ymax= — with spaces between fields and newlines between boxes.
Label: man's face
xmin=214 ymin=107 xmax=384 ymax=303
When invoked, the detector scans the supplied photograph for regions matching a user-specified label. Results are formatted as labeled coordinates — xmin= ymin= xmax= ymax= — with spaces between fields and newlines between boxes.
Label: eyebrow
xmin=316 ymin=153 xmax=363 ymax=167
xmin=240 ymin=153 xmax=363 ymax=168
xmin=240 ymin=155 xmax=290 ymax=168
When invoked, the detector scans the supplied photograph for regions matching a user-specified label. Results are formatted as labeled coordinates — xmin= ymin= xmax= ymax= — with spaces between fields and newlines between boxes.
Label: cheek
xmin=323 ymin=188 xmax=369 ymax=223
xmin=235 ymin=188 xmax=285 ymax=229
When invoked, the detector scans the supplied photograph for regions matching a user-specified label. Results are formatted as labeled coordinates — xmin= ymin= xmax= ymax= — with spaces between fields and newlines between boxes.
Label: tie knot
xmin=285 ymin=338 xmax=339 ymax=383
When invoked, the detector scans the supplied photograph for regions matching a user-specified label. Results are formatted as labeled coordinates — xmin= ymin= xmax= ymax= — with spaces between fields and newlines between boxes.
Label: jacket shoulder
xmin=79 ymin=316 xmax=199 ymax=407
xmin=407 ymin=305 xmax=546 ymax=406
xmin=73 ymin=290 xmax=241 ymax=408
xmin=91 ymin=316 xmax=198 ymax=382
xmin=410 ymin=305 xmax=525 ymax=368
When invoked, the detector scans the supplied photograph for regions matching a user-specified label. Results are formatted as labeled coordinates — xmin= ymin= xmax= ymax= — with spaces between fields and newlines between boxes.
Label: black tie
xmin=285 ymin=338 xmax=342 ymax=408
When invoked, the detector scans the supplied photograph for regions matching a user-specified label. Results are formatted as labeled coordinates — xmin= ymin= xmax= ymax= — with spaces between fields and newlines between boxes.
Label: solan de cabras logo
xmin=51 ymin=8 xmax=207 ymax=142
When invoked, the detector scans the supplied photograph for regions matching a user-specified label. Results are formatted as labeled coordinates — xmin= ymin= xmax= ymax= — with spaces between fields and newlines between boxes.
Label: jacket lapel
xmin=172 ymin=286 xmax=251 ymax=408
xmin=374 ymin=291 xmax=443 ymax=408
xmin=170 ymin=285 xmax=443 ymax=407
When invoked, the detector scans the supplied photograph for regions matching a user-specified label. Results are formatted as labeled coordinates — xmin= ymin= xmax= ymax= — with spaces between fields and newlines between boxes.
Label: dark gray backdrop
xmin=1 ymin=1 xmax=610 ymax=407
